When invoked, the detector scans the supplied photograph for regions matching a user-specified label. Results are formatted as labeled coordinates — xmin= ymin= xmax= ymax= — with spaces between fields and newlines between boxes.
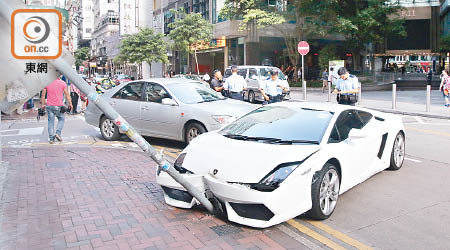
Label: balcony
xmin=95 ymin=12 xmax=119 ymax=31
xmin=390 ymin=0 xmax=441 ymax=7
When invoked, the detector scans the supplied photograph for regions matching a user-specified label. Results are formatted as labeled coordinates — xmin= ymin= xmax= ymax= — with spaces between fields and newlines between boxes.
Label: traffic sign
xmin=298 ymin=41 xmax=309 ymax=56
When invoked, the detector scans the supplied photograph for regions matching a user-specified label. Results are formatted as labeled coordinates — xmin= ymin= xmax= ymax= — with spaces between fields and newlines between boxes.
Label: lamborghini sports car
xmin=156 ymin=102 xmax=406 ymax=228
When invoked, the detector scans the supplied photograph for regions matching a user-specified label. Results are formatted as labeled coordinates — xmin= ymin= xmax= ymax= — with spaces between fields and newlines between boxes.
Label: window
xmin=355 ymin=110 xmax=373 ymax=126
xmin=249 ymin=69 xmax=257 ymax=79
xmin=112 ymin=82 xmax=143 ymax=101
xmin=328 ymin=110 xmax=367 ymax=143
xmin=224 ymin=69 xmax=247 ymax=78
xmin=145 ymin=83 xmax=170 ymax=103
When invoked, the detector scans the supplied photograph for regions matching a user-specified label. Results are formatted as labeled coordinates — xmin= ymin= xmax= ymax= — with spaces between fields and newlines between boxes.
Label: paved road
xmin=2 ymin=113 xmax=450 ymax=249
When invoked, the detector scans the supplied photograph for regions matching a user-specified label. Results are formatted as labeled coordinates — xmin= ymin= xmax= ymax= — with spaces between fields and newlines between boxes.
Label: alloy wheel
xmin=319 ymin=169 xmax=340 ymax=216
xmin=102 ymin=119 xmax=115 ymax=138
xmin=394 ymin=134 xmax=405 ymax=167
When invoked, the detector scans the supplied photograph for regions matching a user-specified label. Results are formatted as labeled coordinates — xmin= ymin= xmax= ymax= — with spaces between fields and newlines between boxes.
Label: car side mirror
xmin=161 ymin=98 xmax=177 ymax=106
xmin=348 ymin=129 xmax=367 ymax=140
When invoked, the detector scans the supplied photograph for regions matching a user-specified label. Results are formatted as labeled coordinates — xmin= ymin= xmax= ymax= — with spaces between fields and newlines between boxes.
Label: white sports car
xmin=157 ymin=102 xmax=406 ymax=228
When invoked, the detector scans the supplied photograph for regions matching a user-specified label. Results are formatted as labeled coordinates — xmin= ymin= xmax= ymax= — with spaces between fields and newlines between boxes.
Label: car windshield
xmin=167 ymin=82 xmax=226 ymax=104
xmin=260 ymin=68 xmax=287 ymax=81
xmin=220 ymin=106 xmax=333 ymax=144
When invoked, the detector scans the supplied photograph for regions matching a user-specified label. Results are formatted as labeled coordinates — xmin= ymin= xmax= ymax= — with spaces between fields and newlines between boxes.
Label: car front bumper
xmin=156 ymin=169 xmax=312 ymax=228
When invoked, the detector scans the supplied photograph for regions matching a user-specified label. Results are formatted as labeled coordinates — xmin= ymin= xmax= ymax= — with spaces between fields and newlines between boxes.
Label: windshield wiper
xmin=223 ymin=134 xmax=295 ymax=143
xmin=268 ymin=139 xmax=320 ymax=145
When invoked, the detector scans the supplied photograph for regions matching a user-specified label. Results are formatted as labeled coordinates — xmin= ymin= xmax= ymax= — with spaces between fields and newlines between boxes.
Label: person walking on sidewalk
xmin=224 ymin=65 xmax=247 ymax=101
xmin=321 ymin=68 xmax=329 ymax=93
xmin=333 ymin=67 xmax=360 ymax=106
xmin=41 ymin=76 xmax=73 ymax=144
xmin=70 ymin=83 xmax=81 ymax=114
xmin=439 ymin=69 xmax=450 ymax=107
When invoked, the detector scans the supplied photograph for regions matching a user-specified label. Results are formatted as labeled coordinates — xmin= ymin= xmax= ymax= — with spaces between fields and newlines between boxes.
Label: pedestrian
xmin=439 ymin=69 xmax=450 ymax=107
xmin=70 ymin=83 xmax=81 ymax=114
xmin=40 ymin=75 xmax=73 ymax=144
xmin=426 ymin=69 xmax=433 ymax=86
xmin=328 ymin=67 xmax=337 ymax=92
xmin=297 ymin=66 xmax=302 ymax=81
xmin=321 ymin=68 xmax=329 ymax=93
xmin=333 ymin=67 xmax=360 ymax=106
xmin=401 ymin=67 xmax=406 ymax=77
xmin=210 ymin=69 xmax=224 ymax=93
xmin=259 ymin=71 xmax=282 ymax=104
xmin=224 ymin=65 xmax=246 ymax=101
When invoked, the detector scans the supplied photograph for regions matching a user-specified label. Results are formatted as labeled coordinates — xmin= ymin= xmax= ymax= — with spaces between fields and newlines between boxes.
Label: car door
xmin=326 ymin=110 xmax=374 ymax=191
xmin=140 ymin=82 xmax=181 ymax=139
xmin=247 ymin=68 xmax=259 ymax=89
xmin=109 ymin=82 xmax=144 ymax=132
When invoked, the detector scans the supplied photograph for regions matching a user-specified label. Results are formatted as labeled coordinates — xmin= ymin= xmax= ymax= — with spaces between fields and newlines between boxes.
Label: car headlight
xmin=173 ymin=153 xmax=193 ymax=174
xmin=249 ymin=161 xmax=303 ymax=192
xmin=212 ymin=115 xmax=235 ymax=124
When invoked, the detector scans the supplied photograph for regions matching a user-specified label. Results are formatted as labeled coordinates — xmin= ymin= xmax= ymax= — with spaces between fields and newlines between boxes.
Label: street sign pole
xmin=298 ymin=41 xmax=309 ymax=102
xmin=302 ymin=55 xmax=306 ymax=101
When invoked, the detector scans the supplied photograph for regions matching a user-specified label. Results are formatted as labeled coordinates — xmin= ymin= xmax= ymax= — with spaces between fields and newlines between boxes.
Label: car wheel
xmin=185 ymin=122 xmax=206 ymax=144
xmin=388 ymin=132 xmax=405 ymax=170
xmin=248 ymin=91 xmax=256 ymax=103
xmin=307 ymin=163 xmax=340 ymax=220
xmin=100 ymin=116 xmax=121 ymax=141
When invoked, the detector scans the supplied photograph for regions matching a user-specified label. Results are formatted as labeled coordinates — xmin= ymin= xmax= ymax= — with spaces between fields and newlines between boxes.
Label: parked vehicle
xmin=223 ymin=65 xmax=290 ymax=103
xmin=157 ymin=102 xmax=405 ymax=228
xmin=84 ymin=79 xmax=256 ymax=144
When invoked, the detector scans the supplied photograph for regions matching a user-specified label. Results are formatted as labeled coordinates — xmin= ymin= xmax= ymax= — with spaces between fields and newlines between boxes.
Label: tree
xmin=318 ymin=45 xmax=338 ymax=70
xmin=117 ymin=28 xmax=169 ymax=77
xmin=168 ymin=10 xmax=213 ymax=74
xmin=317 ymin=0 xmax=406 ymax=71
xmin=74 ymin=47 xmax=90 ymax=70
xmin=219 ymin=0 xmax=324 ymax=80
xmin=441 ymin=35 xmax=450 ymax=70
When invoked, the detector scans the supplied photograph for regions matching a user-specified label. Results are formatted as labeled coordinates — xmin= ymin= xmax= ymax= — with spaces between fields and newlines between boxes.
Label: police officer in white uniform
xmin=260 ymin=71 xmax=282 ymax=104
xmin=224 ymin=65 xmax=247 ymax=101
xmin=333 ymin=67 xmax=360 ymax=106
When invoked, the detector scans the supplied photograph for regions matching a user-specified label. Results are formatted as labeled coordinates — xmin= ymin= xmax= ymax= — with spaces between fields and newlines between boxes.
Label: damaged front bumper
xmin=156 ymin=170 xmax=312 ymax=228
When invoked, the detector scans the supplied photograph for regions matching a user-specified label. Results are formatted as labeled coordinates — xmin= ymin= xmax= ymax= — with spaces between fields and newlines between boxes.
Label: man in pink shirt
xmin=41 ymin=76 xmax=73 ymax=144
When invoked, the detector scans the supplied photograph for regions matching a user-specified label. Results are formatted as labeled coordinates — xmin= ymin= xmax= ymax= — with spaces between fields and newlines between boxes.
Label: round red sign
xmin=298 ymin=41 xmax=309 ymax=56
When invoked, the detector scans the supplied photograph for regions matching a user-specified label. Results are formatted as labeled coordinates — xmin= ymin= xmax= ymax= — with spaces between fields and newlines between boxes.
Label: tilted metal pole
xmin=426 ymin=85 xmax=431 ymax=112
xmin=0 ymin=0 xmax=215 ymax=214
xmin=392 ymin=83 xmax=397 ymax=110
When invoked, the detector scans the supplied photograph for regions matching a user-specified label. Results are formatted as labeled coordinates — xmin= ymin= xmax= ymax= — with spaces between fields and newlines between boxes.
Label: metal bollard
xmin=303 ymin=80 xmax=307 ymax=102
xmin=357 ymin=82 xmax=362 ymax=106
xmin=426 ymin=85 xmax=431 ymax=112
xmin=392 ymin=83 xmax=397 ymax=110
xmin=327 ymin=82 xmax=331 ymax=102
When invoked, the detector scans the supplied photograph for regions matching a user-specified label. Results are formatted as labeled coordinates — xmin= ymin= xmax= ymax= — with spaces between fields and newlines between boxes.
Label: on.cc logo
xmin=11 ymin=9 xmax=62 ymax=59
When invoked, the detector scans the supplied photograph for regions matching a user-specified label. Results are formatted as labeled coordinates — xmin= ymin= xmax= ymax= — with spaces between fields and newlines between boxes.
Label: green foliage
xmin=318 ymin=45 xmax=338 ymax=70
xmin=441 ymin=35 xmax=450 ymax=53
xmin=168 ymin=10 xmax=213 ymax=53
xmin=74 ymin=47 xmax=90 ymax=68
xmin=321 ymin=0 xmax=406 ymax=51
xmin=117 ymin=28 xmax=169 ymax=65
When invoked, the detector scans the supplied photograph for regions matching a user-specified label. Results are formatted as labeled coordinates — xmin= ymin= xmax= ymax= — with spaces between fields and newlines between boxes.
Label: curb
xmin=363 ymin=107 xmax=450 ymax=120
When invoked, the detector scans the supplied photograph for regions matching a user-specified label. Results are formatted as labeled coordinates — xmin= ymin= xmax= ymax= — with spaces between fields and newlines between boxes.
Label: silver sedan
xmin=84 ymin=78 xmax=256 ymax=144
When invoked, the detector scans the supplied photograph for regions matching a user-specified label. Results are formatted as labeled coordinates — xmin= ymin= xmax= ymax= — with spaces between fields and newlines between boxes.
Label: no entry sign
xmin=298 ymin=41 xmax=309 ymax=56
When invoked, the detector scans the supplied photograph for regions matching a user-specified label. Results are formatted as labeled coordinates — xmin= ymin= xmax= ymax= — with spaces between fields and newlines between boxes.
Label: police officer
xmin=333 ymin=67 xmax=360 ymax=106
xmin=224 ymin=65 xmax=247 ymax=100
xmin=260 ymin=71 xmax=282 ymax=104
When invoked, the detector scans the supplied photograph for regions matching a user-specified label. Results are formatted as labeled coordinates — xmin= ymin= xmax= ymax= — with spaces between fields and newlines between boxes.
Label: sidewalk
xmin=0 ymin=146 xmax=306 ymax=250
xmin=290 ymin=88 xmax=450 ymax=119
